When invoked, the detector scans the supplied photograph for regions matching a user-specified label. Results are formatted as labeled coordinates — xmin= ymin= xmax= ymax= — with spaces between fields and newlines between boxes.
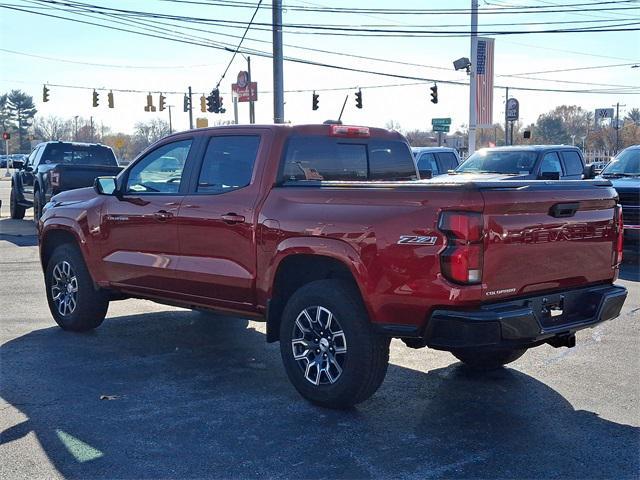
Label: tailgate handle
xmin=549 ymin=202 xmax=579 ymax=218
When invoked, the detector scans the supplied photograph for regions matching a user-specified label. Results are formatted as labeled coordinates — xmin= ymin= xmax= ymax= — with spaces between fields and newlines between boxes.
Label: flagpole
xmin=468 ymin=0 xmax=478 ymax=155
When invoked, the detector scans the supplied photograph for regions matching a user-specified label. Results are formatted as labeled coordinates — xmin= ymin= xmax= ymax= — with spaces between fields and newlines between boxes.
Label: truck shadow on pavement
xmin=1 ymin=309 xmax=638 ymax=479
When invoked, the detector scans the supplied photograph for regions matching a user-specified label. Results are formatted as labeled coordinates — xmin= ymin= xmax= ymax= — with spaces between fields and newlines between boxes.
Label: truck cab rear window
xmin=43 ymin=144 xmax=117 ymax=166
xmin=282 ymin=136 xmax=416 ymax=182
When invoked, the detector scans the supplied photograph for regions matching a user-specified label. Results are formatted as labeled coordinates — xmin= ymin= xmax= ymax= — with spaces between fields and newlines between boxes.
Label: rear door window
xmin=560 ymin=151 xmax=584 ymax=176
xmin=282 ymin=136 xmax=416 ymax=182
xmin=197 ymin=135 xmax=261 ymax=194
xmin=436 ymin=152 xmax=459 ymax=172
xmin=416 ymin=153 xmax=439 ymax=175
xmin=540 ymin=152 xmax=563 ymax=176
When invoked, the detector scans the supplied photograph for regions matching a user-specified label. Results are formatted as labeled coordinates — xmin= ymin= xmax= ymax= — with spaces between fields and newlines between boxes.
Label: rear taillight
xmin=438 ymin=211 xmax=484 ymax=284
xmin=614 ymin=205 xmax=623 ymax=266
xmin=50 ymin=171 xmax=60 ymax=188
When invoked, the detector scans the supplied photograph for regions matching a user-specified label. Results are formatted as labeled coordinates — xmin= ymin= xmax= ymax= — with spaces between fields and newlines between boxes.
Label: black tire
xmin=33 ymin=189 xmax=44 ymax=222
xmin=9 ymin=186 xmax=25 ymax=220
xmin=452 ymin=348 xmax=527 ymax=370
xmin=280 ymin=279 xmax=390 ymax=409
xmin=45 ymin=243 xmax=109 ymax=332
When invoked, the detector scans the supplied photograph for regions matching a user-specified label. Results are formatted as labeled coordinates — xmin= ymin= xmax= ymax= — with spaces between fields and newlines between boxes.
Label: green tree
xmin=0 ymin=94 xmax=11 ymax=132
xmin=6 ymin=90 xmax=37 ymax=152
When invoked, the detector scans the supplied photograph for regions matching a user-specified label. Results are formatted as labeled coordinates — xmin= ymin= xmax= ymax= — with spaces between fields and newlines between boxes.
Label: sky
xmin=0 ymin=0 xmax=639 ymax=136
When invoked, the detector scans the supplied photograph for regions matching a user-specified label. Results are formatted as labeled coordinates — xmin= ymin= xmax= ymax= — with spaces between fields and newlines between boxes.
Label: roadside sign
xmin=433 ymin=124 xmax=450 ymax=133
xmin=431 ymin=118 xmax=451 ymax=126
xmin=595 ymin=108 xmax=614 ymax=119
xmin=237 ymin=71 xmax=249 ymax=89
xmin=196 ymin=118 xmax=209 ymax=128
xmin=232 ymin=82 xmax=258 ymax=103
xmin=114 ymin=138 xmax=125 ymax=150
xmin=506 ymin=98 xmax=519 ymax=121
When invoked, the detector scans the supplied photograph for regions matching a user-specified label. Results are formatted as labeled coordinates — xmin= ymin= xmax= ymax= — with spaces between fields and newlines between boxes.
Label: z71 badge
xmin=397 ymin=235 xmax=438 ymax=245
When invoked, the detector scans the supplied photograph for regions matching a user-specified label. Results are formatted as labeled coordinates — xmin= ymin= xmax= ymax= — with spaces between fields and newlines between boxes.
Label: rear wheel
xmin=33 ymin=190 xmax=44 ymax=222
xmin=9 ymin=187 xmax=25 ymax=220
xmin=280 ymin=279 xmax=390 ymax=409
xmin=452 ymin=348 xmax=527 ymax=370
xmin=45 ymin=243 xmax=109 ymax=332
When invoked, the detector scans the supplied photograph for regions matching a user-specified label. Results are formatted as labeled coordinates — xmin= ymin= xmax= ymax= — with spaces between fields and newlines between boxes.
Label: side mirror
xmin=583 ymin=164 xmax=596 ymax=179
xmin=94 ymin=176 xmax=118 ymax=196
xmin=24 ymin=165 xmax=33 ymax=172
xmin=419 ymin=169 xmax=433 ymax=179
xmin=538 ymin=171 xmax=560 ymax=180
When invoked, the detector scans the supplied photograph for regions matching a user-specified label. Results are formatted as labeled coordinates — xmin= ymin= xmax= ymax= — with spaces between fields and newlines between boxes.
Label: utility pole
xmin=468 ymin=0 xmax=479 ymax=154
xmin=272 ymin=0 xmax=284 ymax=123
xmin=504 ymin=87 xmax=509 ymax=146
xmin=613 ymin=102 xmax=625 ymax=154
xmin=74 ymin=116 xmax=79 ymax=141
xmin=233 ymin=97 xmax=239 ymax=124
xmin=90 ymin=116 xmax=94 ymax=142
xmin=168 ymin=105 xmax=173 ymax=134
xmin=188 ymin=86 xmax=194 ymax=130
xmin=247 ymin=56 xmax=255 ymax=124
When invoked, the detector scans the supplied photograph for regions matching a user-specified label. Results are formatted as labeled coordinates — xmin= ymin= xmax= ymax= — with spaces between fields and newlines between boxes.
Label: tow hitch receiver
xmin=547 ymin=334 xmax=576 ymax=349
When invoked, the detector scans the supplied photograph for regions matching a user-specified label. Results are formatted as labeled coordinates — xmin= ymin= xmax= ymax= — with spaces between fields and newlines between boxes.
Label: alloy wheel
xmin=51 ymin=260 xmax=79 ymax=317
xmin=291 ymin=306 xmax=347 ymax=386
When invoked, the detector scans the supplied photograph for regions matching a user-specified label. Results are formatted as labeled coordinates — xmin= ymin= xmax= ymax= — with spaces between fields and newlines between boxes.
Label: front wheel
xmin=33 ymin=190 xmax=44 ymax=222
xmin=45 ymin=243 xmax=109 ymax=332
xmin=452 ymin=348 xmax=527 ymax=370
xmin=9 ymin=187 xmax=25 ymax=220
xmin=280 ymin=279 xmax=390 ymax=409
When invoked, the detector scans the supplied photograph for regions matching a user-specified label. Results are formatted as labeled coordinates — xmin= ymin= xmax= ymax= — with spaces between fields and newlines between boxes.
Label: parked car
xmin=10 ymin=141 xmax=122 ymax=221
xmin=38 ymin=124 xmax=626 ymax=408
xmin=411 ymin=147 xmax=460 ymax=178
xmin=600 ymin=145 xmax=640 ymax=246
xmin=454 ymin=145 xmax=593 ymax=180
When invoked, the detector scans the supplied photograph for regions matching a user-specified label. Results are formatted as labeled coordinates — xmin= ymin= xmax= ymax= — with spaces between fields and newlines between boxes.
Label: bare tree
xmin=33 ymin=115 xmax=73 ymax=141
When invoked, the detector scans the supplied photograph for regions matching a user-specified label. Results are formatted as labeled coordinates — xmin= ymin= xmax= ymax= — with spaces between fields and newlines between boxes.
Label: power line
xmin=3 ymin=3 xmax=639 ymax=95
xmin=215 ymin=0 xmax=262 ymax=88
xmin=505 ymin=62 xmax=640 ymax=76
xmin=18 ymin=0 xmax=640 ymax=37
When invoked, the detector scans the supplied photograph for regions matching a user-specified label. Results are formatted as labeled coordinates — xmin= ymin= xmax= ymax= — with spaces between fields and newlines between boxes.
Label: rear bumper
xmin=418 ymin=284 xmax=626 ymax=350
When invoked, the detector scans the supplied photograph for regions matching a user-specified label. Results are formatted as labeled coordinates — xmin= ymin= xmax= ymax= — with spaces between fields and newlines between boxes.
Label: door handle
xmin=153 ymin=210 xmax=173 ymax=221
xmin=221 ymin=213 xmax=245 ymax=224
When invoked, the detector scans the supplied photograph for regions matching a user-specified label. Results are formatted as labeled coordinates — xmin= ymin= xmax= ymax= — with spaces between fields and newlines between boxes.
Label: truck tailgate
xmin=479 ymin=182 xmax=618 ymax=300
xmin=55 ymin=164 xmax=123 ymax=192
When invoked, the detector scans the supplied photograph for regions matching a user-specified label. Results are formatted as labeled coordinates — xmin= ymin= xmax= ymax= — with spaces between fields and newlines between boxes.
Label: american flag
xmin=476 ymin=37 xmax=494 ymax=127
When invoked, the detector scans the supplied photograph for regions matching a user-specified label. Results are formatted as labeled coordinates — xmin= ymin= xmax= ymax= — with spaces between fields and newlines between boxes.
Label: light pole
xmin=167 ymin=105 xmax=174 ymax=134
xmin=74 ymin=116 xmax=79 ymax=141
xmin=571 ymin=134 xmax=576 ymax=146
xmin=468 ymin=0 xmax=479 ymax=154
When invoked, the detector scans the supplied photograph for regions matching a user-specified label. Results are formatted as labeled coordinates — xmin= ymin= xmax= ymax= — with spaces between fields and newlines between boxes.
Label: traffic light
xmin=312 ymin=91 xmax=319 ymax=111
xmin=355 ymin=89 xmax=362 ymax=109
xmin=200 ymin=95 xmax=206 ymax=113
xmin=159 ymin=93 xmax=166 ymax=111
xmin=183 ymin=94 xmax=190 ymax=112
xmin=108 ymin=91 xmax=114 ymax=108
xmin=430 ymin=84 xmax=438 ymax=104
xmin=144 ymin=93 xmax=156 ymax=112
xmin=523 ymin=130 xmax=531 ymax=139
xmin=219 ymin=95 xmax=225 ymax=114
xmin=92 ymin=90 xmax=99 ymax=107
xmin=207 ymin=89 xmax=220 ymax=113
xmin=2 ymin=132 xmax=10 ymax=141
xmin=43 ymin=85 xmax=50 ymax=103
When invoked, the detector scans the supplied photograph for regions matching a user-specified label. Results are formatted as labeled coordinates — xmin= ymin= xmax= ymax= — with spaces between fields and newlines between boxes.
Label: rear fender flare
xmin=260 ymin=236 xmax=372 ymax=317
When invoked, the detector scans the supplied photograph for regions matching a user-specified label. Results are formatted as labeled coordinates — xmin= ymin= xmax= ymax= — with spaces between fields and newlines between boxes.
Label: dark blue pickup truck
xmin=10 ymin=141 xmax=122 ymax=221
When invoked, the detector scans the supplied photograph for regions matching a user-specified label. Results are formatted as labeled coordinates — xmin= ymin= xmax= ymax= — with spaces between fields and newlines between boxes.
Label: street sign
xmin=595 ymin=108 xmax=614 ymax=119
xmin=232 ymin=82 xmax=258 ymax=103
xmin=506 ymin=98 xmax=519 ymax=121
xmin=196 ymin=118 xmax=209 ymax=128
xmin=432 ymin=118 xmax=451 ymax=126
xmin=433 ymin=125 xmax=450 ymax=133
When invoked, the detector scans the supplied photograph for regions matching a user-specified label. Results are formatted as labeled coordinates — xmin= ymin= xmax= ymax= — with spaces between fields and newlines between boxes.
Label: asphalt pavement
xmin=0 ymin=179 xmax=638 ymax=479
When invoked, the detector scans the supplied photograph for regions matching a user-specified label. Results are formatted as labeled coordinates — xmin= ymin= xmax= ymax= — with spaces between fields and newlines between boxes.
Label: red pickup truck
xmin=38 ymin=124 xmax=627 ymax=408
